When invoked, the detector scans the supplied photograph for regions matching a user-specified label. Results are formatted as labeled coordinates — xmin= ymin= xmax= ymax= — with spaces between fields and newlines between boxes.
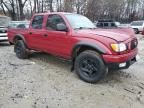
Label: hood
xmin=76 ymin=28 xmax=135 ymax=42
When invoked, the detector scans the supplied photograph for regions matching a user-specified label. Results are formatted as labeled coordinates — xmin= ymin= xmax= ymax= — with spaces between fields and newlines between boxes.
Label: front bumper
xmin=107 ymin=56 xmax=137 ymax=70
xmin=102 ymin=49 xmax=138 ymax=69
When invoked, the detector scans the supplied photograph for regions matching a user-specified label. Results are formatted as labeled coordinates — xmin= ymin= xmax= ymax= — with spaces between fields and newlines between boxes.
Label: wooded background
xmin=0 ymin=0 xmax=144 ymax=23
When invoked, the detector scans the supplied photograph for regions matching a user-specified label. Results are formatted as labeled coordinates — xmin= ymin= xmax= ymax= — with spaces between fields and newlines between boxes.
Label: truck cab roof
xmin=33 ymin=12 xmax=75 ymax=16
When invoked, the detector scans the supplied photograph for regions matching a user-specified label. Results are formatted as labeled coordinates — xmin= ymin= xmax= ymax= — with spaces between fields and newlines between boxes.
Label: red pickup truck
xmin=8 ymin=12 xmax=138 ymax=83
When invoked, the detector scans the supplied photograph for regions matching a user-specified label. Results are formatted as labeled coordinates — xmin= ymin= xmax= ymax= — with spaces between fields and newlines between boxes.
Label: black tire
xmin=134 ymin=28 xmax=139 ymax=34
xmin=14 ymin=40 xmax=29 ymax=59
xmin=74 ymin=50 xmax=107 ymax=83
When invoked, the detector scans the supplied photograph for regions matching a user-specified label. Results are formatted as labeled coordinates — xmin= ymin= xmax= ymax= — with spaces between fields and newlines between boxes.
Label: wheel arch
xmin=71 ymin=42 xmax=107 ymax=71
xmin=13 ymin=34 xmax=26 ymax=44
xmin=71 ymin=42 xmax=106 ymax=59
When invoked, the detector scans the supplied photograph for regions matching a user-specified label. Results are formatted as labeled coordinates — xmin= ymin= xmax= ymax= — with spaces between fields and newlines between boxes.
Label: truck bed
xmin=8 ymin=28 xmax=28 ymax=43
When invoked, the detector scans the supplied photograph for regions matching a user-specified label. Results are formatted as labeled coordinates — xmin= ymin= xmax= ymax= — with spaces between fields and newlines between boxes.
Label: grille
xmin=131 ymin=39 xmax=138 ymax=50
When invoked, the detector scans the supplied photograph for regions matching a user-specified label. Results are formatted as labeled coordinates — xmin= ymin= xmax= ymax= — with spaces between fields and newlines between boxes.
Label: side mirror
xmin=56 ymin=23 xmax=68 ymax=32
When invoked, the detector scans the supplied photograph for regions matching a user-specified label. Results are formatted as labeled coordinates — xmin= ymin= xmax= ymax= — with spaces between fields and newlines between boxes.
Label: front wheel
xmin=14 ymin=40 xmax=29 ymax=59
xmin=74 ymin=50 xmax=107 ymax=83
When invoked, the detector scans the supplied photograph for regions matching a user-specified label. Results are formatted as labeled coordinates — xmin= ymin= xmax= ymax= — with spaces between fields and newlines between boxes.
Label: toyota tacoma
xmin=8 ymin=12 xmax=138 ymax=83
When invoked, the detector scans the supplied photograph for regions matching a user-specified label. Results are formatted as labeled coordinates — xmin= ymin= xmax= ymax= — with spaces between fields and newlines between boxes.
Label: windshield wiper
xmin=74 ymin=27 xmax=86 ymax=30
xmin=74 ymin=27 xmax=96 ymax=30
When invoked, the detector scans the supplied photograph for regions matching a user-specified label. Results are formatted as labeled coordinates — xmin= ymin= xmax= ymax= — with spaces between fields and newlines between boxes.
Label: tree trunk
xmin=49 ymin=0 xmax=53 ymax=12
xmin=0 ymin=2 xmax=6 ymax=15
xmin=18 ymin=0 xmax=27 ymax=20
xmin=18 ymin=0 xmax=24 ymax=20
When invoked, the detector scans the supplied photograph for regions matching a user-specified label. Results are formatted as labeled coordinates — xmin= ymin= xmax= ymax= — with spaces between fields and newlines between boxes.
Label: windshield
xmin=131 ymin=21 xmax=143 ymax=26
xmin=65 ymin=14 xmax=95 ymax=29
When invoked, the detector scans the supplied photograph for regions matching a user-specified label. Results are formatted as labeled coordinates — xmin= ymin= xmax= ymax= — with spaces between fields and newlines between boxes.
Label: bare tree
xmin=0 ymin=0 xmax=6 ymax=15
xmin=74 ymin=0 xmax=87 ymax=14
xmin=17 ymin=0 xmax=28 ymax=20
xmin=64 ymin=0 xmax=74 ymax=12
xmin=56 ymin=0 xmax=63 ymax=11
xmin=1 ymin=0 xmax=17 ymax=20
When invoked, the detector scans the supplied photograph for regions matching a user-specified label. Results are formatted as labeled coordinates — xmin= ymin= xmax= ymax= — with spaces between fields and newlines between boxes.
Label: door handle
xmin=43 ymin=34 xmax=48 ymax=37
xmin=29 ymin=32 xmax=32 ymax=35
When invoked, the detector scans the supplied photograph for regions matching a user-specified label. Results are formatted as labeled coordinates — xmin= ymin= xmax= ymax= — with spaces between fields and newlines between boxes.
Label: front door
xmin=43 ymin=14 xmax=71 ymax=58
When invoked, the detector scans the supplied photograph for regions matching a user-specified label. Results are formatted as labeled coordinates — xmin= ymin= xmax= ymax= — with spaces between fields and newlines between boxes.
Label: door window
xmin=46 ymin=14 xmax=66 ymax=31
xmin=32 ymin=15 xmax=43 ymax=29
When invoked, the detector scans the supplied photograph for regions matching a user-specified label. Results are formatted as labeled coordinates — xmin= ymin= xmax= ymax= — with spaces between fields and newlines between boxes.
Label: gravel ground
xmin=0 ymin=34 xmax=144 ymax=108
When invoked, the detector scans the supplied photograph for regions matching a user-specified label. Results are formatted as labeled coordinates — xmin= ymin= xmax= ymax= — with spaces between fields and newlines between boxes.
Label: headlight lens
xmin=111 ymin=43 xmax=127 ymax=52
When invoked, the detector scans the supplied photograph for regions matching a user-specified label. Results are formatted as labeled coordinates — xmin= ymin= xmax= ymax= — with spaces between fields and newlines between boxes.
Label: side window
xmin=32 ymin=15 xmax=43 ymax=29
xmin=46 ymin=14 xmax=66 ymax=31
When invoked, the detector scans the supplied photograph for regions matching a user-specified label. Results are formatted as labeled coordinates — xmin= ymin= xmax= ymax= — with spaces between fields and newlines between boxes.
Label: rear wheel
xmin=74 ymin=50 xmax=107 ymax=83
xmin=14 ymin=40 xmax=29 ymax=59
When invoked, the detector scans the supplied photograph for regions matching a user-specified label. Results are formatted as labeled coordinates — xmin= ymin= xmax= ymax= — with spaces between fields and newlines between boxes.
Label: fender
xmin=72 ymin=41 xmax=107 ymax=58
xmin=13 ymin=34 xmax=26 ymax=44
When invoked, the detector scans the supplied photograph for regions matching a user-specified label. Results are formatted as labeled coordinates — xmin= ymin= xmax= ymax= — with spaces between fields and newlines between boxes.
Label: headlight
xmin=111 ymin=43 xmax=127 ymax=52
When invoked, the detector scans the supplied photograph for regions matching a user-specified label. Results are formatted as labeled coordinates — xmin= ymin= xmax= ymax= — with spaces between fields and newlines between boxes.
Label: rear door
xmin=27 ymin=15 xmax=46 ymax=51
